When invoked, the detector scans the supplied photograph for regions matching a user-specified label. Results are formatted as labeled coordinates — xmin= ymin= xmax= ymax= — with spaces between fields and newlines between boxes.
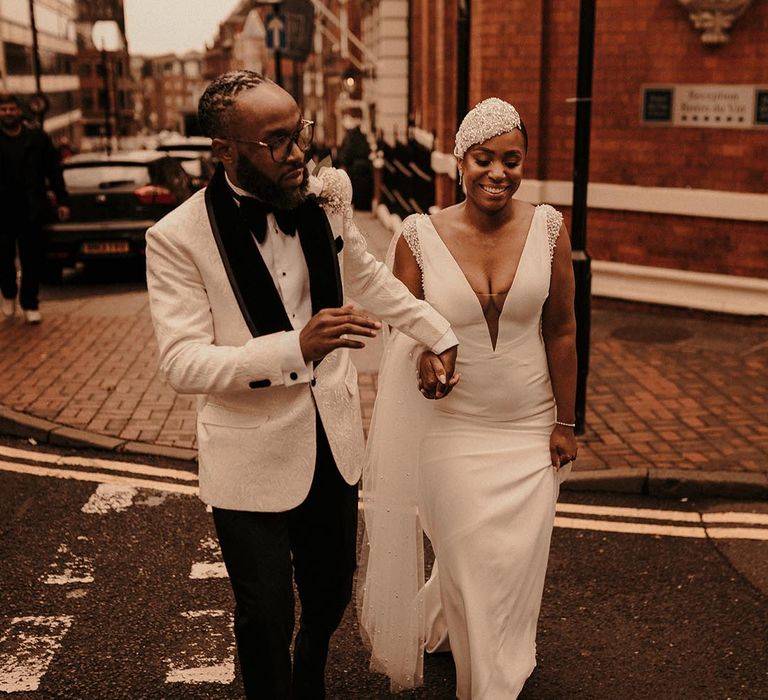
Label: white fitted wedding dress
xmin=359 ymin=204 xmax=569 ymax=699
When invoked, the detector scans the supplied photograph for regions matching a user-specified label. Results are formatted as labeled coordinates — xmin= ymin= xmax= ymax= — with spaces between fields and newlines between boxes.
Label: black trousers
xmin=0 ymin=210 xmax=44 ymax=310
xmin=212 ymin=418 xmax=358 ymax=699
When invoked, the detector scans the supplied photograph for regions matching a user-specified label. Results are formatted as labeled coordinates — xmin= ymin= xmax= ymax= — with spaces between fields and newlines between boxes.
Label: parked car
xmin=155 ymin=135 xmax=212 ymax=152
xmin=156 ymin=136 xmax=216 ymax=189
xmin=44 ymin=150 xmax=193 ymax=280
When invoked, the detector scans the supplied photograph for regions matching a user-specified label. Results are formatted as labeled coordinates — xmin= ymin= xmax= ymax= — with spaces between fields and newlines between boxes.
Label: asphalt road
xmin=1 ymin=439 xmax=766 ymax=700
xmin=9 ymin=220 xmax=766 ymax=698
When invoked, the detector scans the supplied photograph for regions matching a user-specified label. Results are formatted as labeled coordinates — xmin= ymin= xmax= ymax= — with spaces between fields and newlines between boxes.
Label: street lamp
xmin=27 ymin=0 xmax=48 ymax=124
xmin=92 ymin=20 xmax=124 ymax=155
xmin=341 ymin=66 xmax=360 ymax=98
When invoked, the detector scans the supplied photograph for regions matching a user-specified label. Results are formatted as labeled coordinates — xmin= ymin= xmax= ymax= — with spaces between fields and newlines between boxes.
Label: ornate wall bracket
xmin=676 ymin=0 xmax=754 ymax=45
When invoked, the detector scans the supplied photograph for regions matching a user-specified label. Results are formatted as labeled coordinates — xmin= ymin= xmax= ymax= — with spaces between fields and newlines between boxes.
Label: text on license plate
xmin=82 ymin=241 xmax=130 ymax=255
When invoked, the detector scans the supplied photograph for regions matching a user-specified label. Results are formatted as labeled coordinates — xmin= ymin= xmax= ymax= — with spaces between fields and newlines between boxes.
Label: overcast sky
xmin=123 ymin=0 xmax=242 ymax=56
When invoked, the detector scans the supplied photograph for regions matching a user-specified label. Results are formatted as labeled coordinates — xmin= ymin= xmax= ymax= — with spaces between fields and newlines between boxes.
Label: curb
xmin=561 ymin=466 xmax=768 ymax=501
xmin=2 ymin=404 xmax=767 ymax=500
xmin=0 ymin=404 xmax=197 ymax=463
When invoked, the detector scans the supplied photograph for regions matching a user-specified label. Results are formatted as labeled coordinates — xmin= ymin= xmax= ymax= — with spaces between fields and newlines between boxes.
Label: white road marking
xmin=2 ymin=449 xmax=767 ymax=540
xmin=182 ymin=610 xmax=225 ymax=618
xmin=0 ymin=615 xmax=73 ymax=692
xmin=190 ymin=563 xmax=228 ymax=579
xmin=0 ymin=459 xmax=198 ymax=495
xmin=0 ymin=445 xmax=197 ymax=481
xmin=189 ymin=537 xmax=226 ymax=579
xmin=556 ymin=502 xmax=702 ymax=523
xmin=554 ymin=516 xmax=708 ymax=539
xmin=701 ymin=511 xmax=768 ymax=525
xmin=706 ymin=527 xmax=768 ymax=541
xmin=81 ymin=483 xmax=138 ymax=514
xmin=199 ymin=536 xmax=221 ymax=554
xmin=43 ymin=541 xmax=94 ymax=585
xmin=165 ymin=610 xmax=235 ymax=685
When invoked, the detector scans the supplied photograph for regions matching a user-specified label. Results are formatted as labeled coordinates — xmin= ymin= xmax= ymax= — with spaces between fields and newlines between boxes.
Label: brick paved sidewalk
xmin=1 ymin=250 xmax=767 ymax=488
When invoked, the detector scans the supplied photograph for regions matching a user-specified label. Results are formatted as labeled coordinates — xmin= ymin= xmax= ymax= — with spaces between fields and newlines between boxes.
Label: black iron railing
xmin=377 ymin=135 xmax=435 ymax=219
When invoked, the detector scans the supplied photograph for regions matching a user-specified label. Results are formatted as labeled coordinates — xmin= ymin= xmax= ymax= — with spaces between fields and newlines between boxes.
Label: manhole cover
xmin=611 ymin=324 xmax=693 ymax=343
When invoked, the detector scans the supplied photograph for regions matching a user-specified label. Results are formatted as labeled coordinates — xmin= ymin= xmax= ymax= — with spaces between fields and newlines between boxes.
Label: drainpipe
xmin=455 ymin=0 xmax=470 ymax=202
xmin=570 ymin=0 xmax=595 ymax=434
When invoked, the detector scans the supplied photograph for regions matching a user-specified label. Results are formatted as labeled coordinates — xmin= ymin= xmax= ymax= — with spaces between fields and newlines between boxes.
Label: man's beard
xmin=1 ymin=115 xmax=22 ymax=131
xmin=236 ymin=155 xmax=308 ymax=210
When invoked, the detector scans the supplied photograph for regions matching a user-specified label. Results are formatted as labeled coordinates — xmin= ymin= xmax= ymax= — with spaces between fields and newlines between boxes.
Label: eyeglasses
xmin=227 ymin=119 xmax=315 ymax=163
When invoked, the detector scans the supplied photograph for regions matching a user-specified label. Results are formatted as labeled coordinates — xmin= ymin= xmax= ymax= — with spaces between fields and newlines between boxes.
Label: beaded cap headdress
xmin=453 ymin=98 xmax=521 ymax=159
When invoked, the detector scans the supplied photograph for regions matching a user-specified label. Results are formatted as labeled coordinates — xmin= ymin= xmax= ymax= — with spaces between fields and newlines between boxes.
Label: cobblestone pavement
xmin=0 ymin=214 xmax=766 ymax=483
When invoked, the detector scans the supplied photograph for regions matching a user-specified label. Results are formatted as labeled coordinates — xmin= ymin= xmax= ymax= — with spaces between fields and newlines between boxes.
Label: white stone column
xmin=364 ymin=0 xmax=409 ymax=145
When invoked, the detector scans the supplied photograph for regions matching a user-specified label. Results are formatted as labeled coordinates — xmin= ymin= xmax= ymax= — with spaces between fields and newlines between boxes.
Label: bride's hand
xmin=417 ymin=351 xmax=460 ymax=400
xmin=550 ymin=425 xmax=578 ymax=470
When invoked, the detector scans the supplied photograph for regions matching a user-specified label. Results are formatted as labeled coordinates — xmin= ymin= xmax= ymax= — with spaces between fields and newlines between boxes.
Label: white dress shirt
xmin=226 ymin=174 xmax=457 ymax=386
xmin=227 ymin=174 xmax=312 ymax=386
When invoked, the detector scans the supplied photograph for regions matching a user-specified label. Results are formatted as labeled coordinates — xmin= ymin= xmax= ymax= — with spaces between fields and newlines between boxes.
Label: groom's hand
xmin=300 ymin=303 xmax=381 ymax=362
xmin=418 ymin=346 xmax=460 ymax=400
xmin=437 ymin=345 xmax=457 ymax=383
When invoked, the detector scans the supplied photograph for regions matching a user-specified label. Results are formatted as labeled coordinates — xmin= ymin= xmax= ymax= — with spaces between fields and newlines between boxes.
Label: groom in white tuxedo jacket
xmin=145 ymin=71 xmax=457 ymax=698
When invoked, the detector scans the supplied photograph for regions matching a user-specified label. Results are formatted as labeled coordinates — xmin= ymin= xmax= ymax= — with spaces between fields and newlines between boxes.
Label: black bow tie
xmin=236 ymin=196 xmax=298 ymax=244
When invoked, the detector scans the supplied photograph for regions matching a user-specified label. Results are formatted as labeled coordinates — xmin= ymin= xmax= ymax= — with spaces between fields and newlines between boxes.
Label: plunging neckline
xmin=425 ymin=207 xmax=538 ymax=352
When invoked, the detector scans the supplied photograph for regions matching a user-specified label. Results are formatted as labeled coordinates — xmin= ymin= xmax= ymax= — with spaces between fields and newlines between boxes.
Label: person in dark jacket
xmin=0 ymin=93 xmax=70 ymax=323
xmin=337 ymin=112 xmax=373 ymax=211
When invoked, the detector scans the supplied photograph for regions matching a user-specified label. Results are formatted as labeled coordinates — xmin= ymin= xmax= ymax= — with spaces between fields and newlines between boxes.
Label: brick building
xmin=367 ymin=0 xmax=768 ymax=313
xmin=134 ymin=51 xmax=206 ymax=134
xmin=73 ymin=0 xmax=138 ymax=151
xmin=76 ymin=42 xmax=135 ymax=151
xmin=0 ymin=0 xmax=80 ymax=145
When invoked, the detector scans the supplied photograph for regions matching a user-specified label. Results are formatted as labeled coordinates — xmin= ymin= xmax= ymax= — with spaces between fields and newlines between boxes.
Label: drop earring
xmin=458 ymin=169 xmax=463 ymax=186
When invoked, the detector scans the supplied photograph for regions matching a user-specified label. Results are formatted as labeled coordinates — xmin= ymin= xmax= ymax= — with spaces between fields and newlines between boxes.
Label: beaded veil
xmin=453 ymin=97 xmax=521 ymax=159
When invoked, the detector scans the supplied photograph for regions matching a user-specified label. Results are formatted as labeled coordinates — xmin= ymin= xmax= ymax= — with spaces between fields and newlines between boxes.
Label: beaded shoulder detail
xmin=400 ymin=214 xmax=425 ymax=271
xmin=539 ymin=204 xmax=564 ymax=262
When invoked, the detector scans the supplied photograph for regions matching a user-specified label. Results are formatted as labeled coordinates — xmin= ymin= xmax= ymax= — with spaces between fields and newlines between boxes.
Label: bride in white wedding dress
xmin=359 ymin=98 xmax=579 ymax=699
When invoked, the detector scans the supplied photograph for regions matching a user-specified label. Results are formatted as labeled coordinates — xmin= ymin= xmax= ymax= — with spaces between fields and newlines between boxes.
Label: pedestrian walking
xmin=144 ymin=70 xmax=458 ymax=699
xmin=0 ymin=93 xmax=70 ymax=323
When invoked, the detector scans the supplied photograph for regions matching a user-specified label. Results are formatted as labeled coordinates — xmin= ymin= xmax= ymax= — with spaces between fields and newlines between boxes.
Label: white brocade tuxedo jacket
xmin=145 ymin=166 xmax=452 ymax=512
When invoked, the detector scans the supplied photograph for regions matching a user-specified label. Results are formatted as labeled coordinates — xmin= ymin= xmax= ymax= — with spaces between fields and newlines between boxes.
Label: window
xmin=39 ymin=49 xmax=74 ymax=74
xmin=184 ymin=61 xmax=200 ymax=78
xmin=3 ymin=42 xmax=32 ymax=75
xmin=83 ymin=123 xmax=104 ymax=137
xmin=45 ymin=90 xmax=77 ymax=118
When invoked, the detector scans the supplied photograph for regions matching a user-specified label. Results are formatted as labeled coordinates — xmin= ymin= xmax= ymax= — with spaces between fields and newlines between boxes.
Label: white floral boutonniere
xmin=305 ymin=156 xmax=352 ymax=216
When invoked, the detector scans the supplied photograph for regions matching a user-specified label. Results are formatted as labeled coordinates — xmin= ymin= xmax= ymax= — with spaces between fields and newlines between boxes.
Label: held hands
xmin=417 ymin=346 xmax=460 ymax=400
xmin=550 ymin=424 xmax=578 ymax=470
xmin=299 ymin=303 xmax=381 ymax=363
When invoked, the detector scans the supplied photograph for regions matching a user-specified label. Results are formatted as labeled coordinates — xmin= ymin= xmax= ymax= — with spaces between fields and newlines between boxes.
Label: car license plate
xmin=82 ymin=241 xmax=130 ymax=255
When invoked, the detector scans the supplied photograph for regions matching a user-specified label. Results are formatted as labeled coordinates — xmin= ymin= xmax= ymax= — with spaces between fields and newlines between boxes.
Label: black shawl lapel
xmin=205 ymin=164 xmax=292 ymax=336
xmin=295 ymin=197 xmax=343 ymax=314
